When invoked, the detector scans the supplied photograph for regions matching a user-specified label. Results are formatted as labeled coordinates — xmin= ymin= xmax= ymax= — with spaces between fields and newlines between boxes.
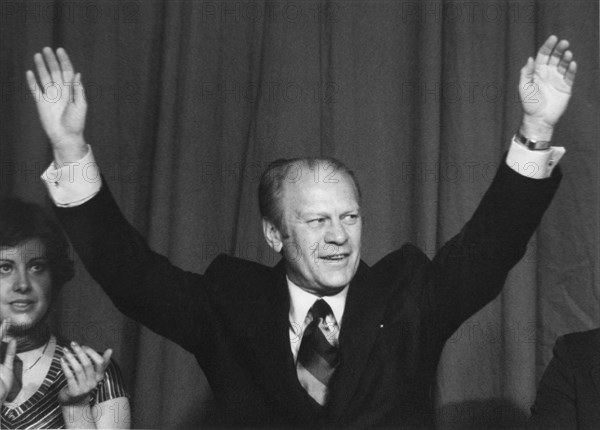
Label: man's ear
xmin=262 ymin=218 xmax=283 ymax=253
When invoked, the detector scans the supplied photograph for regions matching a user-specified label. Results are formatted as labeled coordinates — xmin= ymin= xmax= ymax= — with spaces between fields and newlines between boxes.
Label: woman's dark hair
xmin=0 ymin=197 xmax=74 ymax=291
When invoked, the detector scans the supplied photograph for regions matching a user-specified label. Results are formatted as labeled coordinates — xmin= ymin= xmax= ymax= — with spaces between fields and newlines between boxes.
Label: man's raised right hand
xmin=26 ymin=47 xmax=88 ymax=165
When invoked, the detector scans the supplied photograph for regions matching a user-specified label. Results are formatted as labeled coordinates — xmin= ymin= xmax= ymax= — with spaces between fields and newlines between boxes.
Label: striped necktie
xmin=296 ymin=299 xmax=340 ymax=405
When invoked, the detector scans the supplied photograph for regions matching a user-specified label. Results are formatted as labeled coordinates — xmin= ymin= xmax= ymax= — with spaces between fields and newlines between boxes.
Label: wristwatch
xmin=515 ymin=130 xmax=551 ymax=150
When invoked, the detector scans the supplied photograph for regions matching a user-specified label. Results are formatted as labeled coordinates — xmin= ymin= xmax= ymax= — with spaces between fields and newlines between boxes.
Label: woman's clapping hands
xmin=58 ymin=341 xmax=112 ymax=406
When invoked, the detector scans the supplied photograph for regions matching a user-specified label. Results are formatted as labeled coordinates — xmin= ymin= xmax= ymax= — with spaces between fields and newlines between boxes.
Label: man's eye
xmin=0 ymin=264 xmax=12 ymax=274
xmin=308 ymin=218 xmax=326 ymax=226
xmin=343 ymin=214 xmax=360 ymax=224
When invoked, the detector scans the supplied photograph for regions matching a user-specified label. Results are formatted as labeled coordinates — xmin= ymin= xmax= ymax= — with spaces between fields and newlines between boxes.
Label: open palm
xmin=26 ymin=47 xmax=87 ymax=150
xmin=519 ymin=35 xmax=577 ymax=128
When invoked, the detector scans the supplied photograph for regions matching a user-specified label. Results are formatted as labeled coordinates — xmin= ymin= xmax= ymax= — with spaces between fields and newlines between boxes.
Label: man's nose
xmin=324 ymin=220 xmax=348 ymax=244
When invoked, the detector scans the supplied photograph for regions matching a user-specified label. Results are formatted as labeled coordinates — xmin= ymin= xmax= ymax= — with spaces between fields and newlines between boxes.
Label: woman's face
xmin=0 ymin=238 xmax=52 ymax=331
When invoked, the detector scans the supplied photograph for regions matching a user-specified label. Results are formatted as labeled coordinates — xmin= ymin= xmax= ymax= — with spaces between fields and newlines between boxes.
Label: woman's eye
xmin=30 ymin=263 xmax=47 ymax=273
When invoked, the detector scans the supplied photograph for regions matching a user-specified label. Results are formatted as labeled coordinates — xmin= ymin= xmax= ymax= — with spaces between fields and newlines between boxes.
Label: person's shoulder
xmin=371 ymin=243 xmax=430 ymax=272
xmin=561 ymin=327 xmax=600 ymax=341
xmin=556 ymin=327 xmax=600 ymax=366
xmin=367 ymin=243 xmax=431 ymax=290
xmin=204 ymin=253 xmax=275 ymax=294
xmin=206 ymin=253 xmax=272 ymax=276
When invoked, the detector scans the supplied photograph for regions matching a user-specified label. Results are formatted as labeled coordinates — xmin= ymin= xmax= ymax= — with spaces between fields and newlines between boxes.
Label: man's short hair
xmin=0 ymin=197 xmax=74 ymax=291
xmin=258 ymin=157 xmax=361 ymax=232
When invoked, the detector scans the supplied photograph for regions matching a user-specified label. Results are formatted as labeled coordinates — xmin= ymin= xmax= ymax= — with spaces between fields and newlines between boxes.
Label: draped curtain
xmin=1 ymin=0 xmax=598 ymax=427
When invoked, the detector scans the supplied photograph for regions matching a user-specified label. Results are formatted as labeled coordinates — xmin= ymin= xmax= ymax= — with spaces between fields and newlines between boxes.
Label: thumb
xmin=102 ymin=348 xmax=113 ymax=365
xmin=520 ymin=57 xmax=534 ymax=85
xmin=3 ymin=340 xmax=16 ymax=371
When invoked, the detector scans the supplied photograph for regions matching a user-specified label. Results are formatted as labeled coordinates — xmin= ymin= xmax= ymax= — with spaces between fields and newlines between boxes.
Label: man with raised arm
xmin=28 ymin=36 xmax=575 ymax=427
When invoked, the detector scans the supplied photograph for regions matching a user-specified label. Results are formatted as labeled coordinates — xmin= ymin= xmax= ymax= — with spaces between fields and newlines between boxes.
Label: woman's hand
xmin=0 ymin=319 xmax=16 ymax=404
xmin=58 ymin=341 xmax=112 ymax=406
xmin=26 ymin=47 xmax=88 ymax=164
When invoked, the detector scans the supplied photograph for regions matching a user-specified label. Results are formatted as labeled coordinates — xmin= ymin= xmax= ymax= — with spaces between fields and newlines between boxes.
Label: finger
xmin=102 ymin=348 xmax=113 ymax=363
xmin=71 ymin=342 xmax=92 ymax=367
xmin=2 ymin=339 xmax=16 ymax=371
xmin=99 ymin=348 xmax=113 ymax=373
xmin=70 ymin=342 xmax=94 ymax=379
xmin=557 ymin=50 xmax=572 ymax=76
xmin=0 ymin=318 xmax=11 ymax=341
xmin=520 ymin=57 xmax=534 ymax=84
xmin=564 ymin=61 xmax=577 ymax=87
xmin=82 ymin=346 xmax=109 ymax=378
xmin=33 ymin=51 xmax=52 ymax=88
xmin=60 ymin=357 xmax=80 ymax=393
xmin=73 ymin=73 xmax=87 ymax=106
xmin=82 ymin=346 xmax=105 ymax=367
xmin=56 ymin=47 xmax=74 ymax=83
xmin=548 ymin=39 xmax=569 ymax=67
xmin=61 ymin=356 xmax=76 ymax=382
xmin=25 ymin=70 xmax=42 ymax=102
xmin=79 ymin=347 xmax=112 ymax=384
xmin=42 ymin=47 xmax=63 ymax=84
xmin=535 ymin=35 xmax=558 ymax=66
xmin=63 ymin=348 xmax=86 ymax=382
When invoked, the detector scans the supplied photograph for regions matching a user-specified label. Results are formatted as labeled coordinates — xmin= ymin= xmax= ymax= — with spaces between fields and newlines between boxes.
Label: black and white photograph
xmin=0 ymin=0 xmax=598 ymax=428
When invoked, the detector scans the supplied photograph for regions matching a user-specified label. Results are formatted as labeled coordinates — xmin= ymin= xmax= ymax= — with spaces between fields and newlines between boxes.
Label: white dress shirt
xmin=287 ymin=277 xmax=347 ymax=360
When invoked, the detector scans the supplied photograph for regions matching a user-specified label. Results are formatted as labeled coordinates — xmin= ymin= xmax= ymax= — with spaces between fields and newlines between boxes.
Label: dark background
xmin=1 ymin=0 xmax=598 ymax=428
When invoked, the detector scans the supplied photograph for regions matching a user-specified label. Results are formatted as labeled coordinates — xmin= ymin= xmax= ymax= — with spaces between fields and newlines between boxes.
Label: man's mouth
xmin=320 ymin=253 xmax=349 ymax=262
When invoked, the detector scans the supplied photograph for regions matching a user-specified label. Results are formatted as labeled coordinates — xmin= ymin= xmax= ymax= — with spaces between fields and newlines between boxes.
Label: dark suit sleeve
xmin=54 ymin=179 xmax=215 ymax=354
xmin=527 ymin=336 xmax=577 ymax=430
xmin=424 ymin=159 xmax=561 ymax=341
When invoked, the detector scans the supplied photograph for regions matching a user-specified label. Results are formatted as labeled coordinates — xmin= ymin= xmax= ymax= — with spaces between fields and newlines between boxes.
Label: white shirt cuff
xmin=505 ymin=136 xmax=565 ymax=179
xmin=41 ymin=145 xmax=102 ymax=207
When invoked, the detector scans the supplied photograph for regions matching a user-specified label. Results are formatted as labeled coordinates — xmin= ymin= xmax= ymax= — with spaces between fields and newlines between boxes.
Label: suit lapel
xmin=241 ymin=260 xmax=319 ymax=421
xmin=327 ymin=261 xmax=390 ymax=420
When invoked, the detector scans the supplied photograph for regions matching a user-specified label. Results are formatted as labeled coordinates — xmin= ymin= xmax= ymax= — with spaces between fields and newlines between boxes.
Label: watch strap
xmin=515 ymin=130 xmax=551 ymax=150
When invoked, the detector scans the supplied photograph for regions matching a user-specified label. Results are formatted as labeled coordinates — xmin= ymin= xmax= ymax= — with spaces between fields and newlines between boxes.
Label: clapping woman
xmin=0 ymin=197 xmax=130 ymax=429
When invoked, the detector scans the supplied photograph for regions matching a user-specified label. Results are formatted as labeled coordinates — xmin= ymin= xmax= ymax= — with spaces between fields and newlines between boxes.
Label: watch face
xmin=531 ymin=142 xmax=551 ymax=150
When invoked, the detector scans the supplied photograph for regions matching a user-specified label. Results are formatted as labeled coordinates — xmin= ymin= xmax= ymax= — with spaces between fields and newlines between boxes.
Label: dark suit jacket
xmin=55 ymin=161 xmax=560 ymax=428
xmin=528 ymin=328 xmax=600 ymax=430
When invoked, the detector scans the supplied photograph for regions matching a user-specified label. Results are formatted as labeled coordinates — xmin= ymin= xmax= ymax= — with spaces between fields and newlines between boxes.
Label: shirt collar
xmin=287 ymin=276 xmax=348 ymax=333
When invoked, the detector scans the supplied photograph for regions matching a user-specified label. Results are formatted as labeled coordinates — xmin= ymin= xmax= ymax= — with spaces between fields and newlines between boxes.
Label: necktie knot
xmin=309 ymin=299 xmax=333 ymax=321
